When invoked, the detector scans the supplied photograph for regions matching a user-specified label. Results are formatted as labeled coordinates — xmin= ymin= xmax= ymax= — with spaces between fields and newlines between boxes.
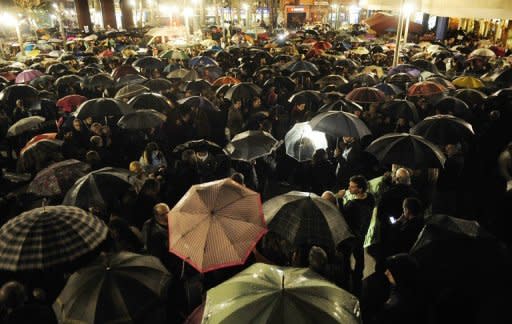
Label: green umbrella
xmin=54 ymin=252 xmax=171 ymax=324
xmin=202 ymin=263 xmax=361 ymax=324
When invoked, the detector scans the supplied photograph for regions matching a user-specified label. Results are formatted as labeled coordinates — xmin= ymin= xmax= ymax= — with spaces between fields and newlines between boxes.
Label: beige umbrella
xmin=169 ymin=178 xmax=267 ymax=273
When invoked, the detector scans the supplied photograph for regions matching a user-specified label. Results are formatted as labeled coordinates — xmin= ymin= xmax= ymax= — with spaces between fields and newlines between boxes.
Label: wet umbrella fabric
xmin=0 ymin=84 xmax=41 ymax=114
xmin=54 ymin=252 xmax=170 ymax=324
xmin=224 ymin=82 xmax=262 ymax=102
xmin=0 ymin=206 xmax=108 ymax=271
xmin=75 ymin=98 xmax=133 ymax=121
xmin=346 ymin=87 xmax=386 ymax=103
xmin=117 ymin=109 xmax=167 ymax=130
xmin=225 ymin=130 xmax=280 ymax=161
xmin=128 ymin=92 xmax=172 ymax=112
xmin=132 ymin=56 xmax=165 ymax=70
xmin=7 ymin=116 xmax=45 ymax=137
xmin=410 ymin=114 xmax=474 ymax=146
xmin=309 ymin=111 xmax=372 ymax=138
xmin=202 ymin=263 xmax=361 ymax=324
xmin=27 ymin=159 xmax=91 ymax=197
xmin=56 ymin=95 xmax=88 ymax=113
xmin=172 ymin=139 xmax=225 ymax=157
xmin=15 ymin=69 xmax=43 ymax=84
xmin=365 ymin=133 xmax=446 ymax=169
xmin=382 ymin=99 xmax=420 ymax=122
xmin=263 ymin=191 xmax=353 ymax=249
xmin=17 ymin=139 xmax=63 ymax=173
xmin=168 ymin=178 xmax=267 ymax=273
xmin=116 ymin=74 xmax=148 ymax=89
xmin=282 ymin=60 xmax=320 ymax=75
xmin=111 ymin=65 xmax=139 ymax=80
xmin=63 ymin=167 xmax=144 ymax=211
xmin=114 ymin=84 xmax=150 ymax=101
xmin=145 ymin=78 xmax=173 ymax=92
xmin=407 ymin=81 xmax=446 ymax=97
xmin=54 ymin=74 xmax=82 ymax=89
xmin=264 ymin=76 xmax=296 ymax=92
xmin=454 ymin=88 xmax=487 ymax=107
xmin=177 ymin=96 xmax=219 ymax=112
xmin=83 ymin=73 xmax=114 ymax=90
xmin=285 ymin=122 xmax=328 ymax=162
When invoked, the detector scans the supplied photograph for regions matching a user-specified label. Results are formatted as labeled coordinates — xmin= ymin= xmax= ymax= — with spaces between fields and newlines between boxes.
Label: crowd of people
xmin=0 ymin=22 xmax=511 ymax=324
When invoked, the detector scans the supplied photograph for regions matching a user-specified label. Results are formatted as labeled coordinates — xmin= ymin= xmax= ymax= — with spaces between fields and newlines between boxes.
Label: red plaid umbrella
xmin=56 ymin=95 xmax=88 ymax=113
xmin=15 ymin=69 xmax=43 ymax=84
xmin=407 ymin=81 xmax=447 ymax=97
xmin=346 ymin=87 xmax=386 ymax=103
xmin=168 ymin=178 xmax=267 ymax=273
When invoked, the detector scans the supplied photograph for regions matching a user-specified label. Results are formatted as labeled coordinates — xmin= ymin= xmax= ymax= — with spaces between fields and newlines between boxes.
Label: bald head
xmin=395 ymin=168 xmax=411 ymax=185
xmin=153 ymin=203 xmax=170 ymax=226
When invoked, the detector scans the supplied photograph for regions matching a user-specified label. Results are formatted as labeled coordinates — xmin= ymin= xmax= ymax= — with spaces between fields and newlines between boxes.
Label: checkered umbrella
xmin=0 ymin=205 xmax=108 ymax=271
xmin=263 ymin=191 xmax=353 ymax=249
xmin=169 ymin=178 xmax=267 ymax=273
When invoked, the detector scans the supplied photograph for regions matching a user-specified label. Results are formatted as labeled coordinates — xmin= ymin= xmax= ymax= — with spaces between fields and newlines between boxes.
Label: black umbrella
xmin=411 ymin=59 xmax=440 ymax=74
xmin=166 ymin=68 xmax=194 ymax=80
xmin=30 ymin=75 xmax=55 ymax=90
xmin=0 ymin=84 xmax=40 ymax=115
xmin=288 ymin=90 xmax=323 ymax=111
xmin=481 ymin=66 xmax=512 ymax=86
xmin=63 ymin=167 xmax=144 ymax=211
xmin=128 ymin=92 xmax=173 ymax=112
xmin=77 ymin=66 xmax=104 ymax=77
xmin=75 ymin=98 xmax=134 ymax=121
xmin=83 ymin=73 xmax=114 ymax=90
xmin=54 ymin=252 xmax=170 ymax=324
xmin=132 ymin=56 xmax=165 ymax=70
xmin=114 ymin=84 xmax=150 ymax=101
xmin=0 ymin=206 xmax=108 ymax=271
xmin=382 ymin=99 xmax=420 ymax=122
xmin=454 ymin=88 xmax=487 ymax=107
xmin=334 ymin=58 xmax=359 ymax=70
xmin=410 ymin=114 xmax=474 ymax=145
xmin=315 ymin=74 xmax=349 ymax=88
xmin=309 ymin=111 xmax=372 ymax=138
xmin=282 ymin=60 xmax=320 ymax=75
xmin=177 ymin=96 xmax=219 ymax=112
xmin=145 ymin=78 xmax=173 ymax=92
xmin=318 ymin=99 xmax=364 ymax=114
xmin=172 ymin=139 xmax=225 ymax=157
xmin=264 ymin=76 xmax=296 ymax=92
xmin=116 ymin=73 xmax=148 ymax=89
xmin=350 ymin=73 xmax=379 ymax=87
xmin=224 ymin=82 xmax=262 ymax=102
xmin=365 ymin=133 xmax=446 ymax=169
xmin=263 ymin=191 xmax=353 ymax=249
xmin=183 ymin=79 xmax=212 ymax=94
xmin=6 ymin=116 xmax=45 ymax=137
xmin=225 ymin=130 xmax=280 ymax=161
xmin=387 ymin=72 xmax=416 ymax=88
xmin=54 ymin=74 xmax=82 ymax=89
xmin=46 ymin=63 xmax=69 ymax=76
xmin=17 ymin=139 xmax=64 ymax=173
xmin=117 ymin=109 xmax=167 ymax=129
xmin=434 ymin=96 xmax=471 ymax=119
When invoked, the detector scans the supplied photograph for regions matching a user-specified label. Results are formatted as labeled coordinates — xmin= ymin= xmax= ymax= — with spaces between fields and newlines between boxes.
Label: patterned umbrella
xmin=27 ymin=159 xmax=91 ymax=197
xmin=225 ymin=130 xmax=280 ymax=161
xmin=17 ymin=139 xmax=63 ymax=173
xmin=63 ymin=167 xmax=144 ymax=211
xmin=0 ymin=206 xmax=108 ymax=271
xmin=169 ymin=178 xmax=267 ymax=273
xmin=407 ymin=81 xmax=447 ymax=97
xmin=15 ymin=69 xmax=43 ymax=84
xmin=309 ymin=111 xmax=372 ymax=138
xmin=6 ymin=116 xmax=45 ymax=137
xmin=54 ymin=252 xmax=170 ymax=324
xmin=117 ymin=109 xmax=167 ymax=129
xmin=346 ymin=86 xmax=386 ymax=103
xmin=410 ymin=114 xmax=474 ymax=146
xmin=365 ymin=133 xmax=446 ymax=169
xmin=263 ymin=191 xmax=353 ymax=249
xmin=202 ymin=263 xmax=361 ymax=324
xmin=285 ymin=122 xmax=328 ymax=162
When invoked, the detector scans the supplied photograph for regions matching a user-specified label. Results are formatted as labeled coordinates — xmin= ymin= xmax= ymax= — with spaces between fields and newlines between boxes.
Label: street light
xmin=1 ymin=13 xmax=23 ymax=48
xmin=184 ymin=7 xmax=193 ymax=41
xmin=331 ymin=4 xmax=338 ymax=29
xmin=402 ymin=2 xmax=415 ymax=44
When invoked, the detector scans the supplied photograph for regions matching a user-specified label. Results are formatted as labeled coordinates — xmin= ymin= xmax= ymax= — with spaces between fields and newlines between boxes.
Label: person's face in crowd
xmin=234 ymin=100 xmax=242 ymax=110
xmin=196 ymin=151 xmax=209 ymax=162
xmin=296 ymin=103 xmax=306 ymax=111
xmin=384 ymin=269 xmax=396 ymax=286
xmin=445 ymin=144 xmax=458 ymax=157
xmin=348 ymin=181 xmax=362 ymax=195
xmin=73 ymin=119 xmax=81 ymax=131
xmin=397 ymin=117 xmax=407 ymax=126
xmin=253 ymin=97 xmax=261 ymax=108
xmin=84 ymin=117 xmax=93 ymax=125
xmin=343 ymin=136 xmax=354 ymax=144
xmin=15 ymin=99 xmax=23 ymax=109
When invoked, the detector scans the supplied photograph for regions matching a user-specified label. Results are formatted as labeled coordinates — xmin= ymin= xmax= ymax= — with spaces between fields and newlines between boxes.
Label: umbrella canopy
xmin=224 ymin=82 xmax=262 ymax=102
xmin=264 ymin=76 xmax=296 ymax=92
xmin=410 ymin=114 xmax=474 ymax=146
xmin=15 ymin=69 xmax=43 ymax=84
xmin=172 ymin=139 xmax=226 ymax=157
xmin=288 ymin=90 xmax=323 ymax=110
xmin=346 ymin=87 xmax=386 ymax=104
xmin=309 ymin=111 xmax=372 ymax=138
xmin=0 ymin=206 xmax=108 ymax=271
xmin=6 ymin=116 xmax=45 ymax=137
xmin=75 ymin=98 xmax=133 ymax=121
xmin=27 ymin=159 xmax=91 ymax=197
xmin=169 ymin=178 xmax=267 ymax=273
xmin=469 ymin=48 xmax=495 ymax=58
xmin=56 ymin=94 xmax=88 ymax=113
xmin=434 ymin=96 xmax=470 ymax=119
xmin=314 ymin=74 xmax=349 ymax=88
xmin=285 ymin=122 xmax=328 ymax=162
xmin=17 ymin=139 xmax=63 ymax=173
xmin=54 ymin=74 xmax=82 ymax=89
xmin=111 ymin=64 xmax=139 ymax=80
xmin=188 ymin=56 xmax=219 ymax=68
xmin=374 ymin=82 xmax=403 ymax=96
xmin=167 ymin=68 xmax=192 ymax=79
xmin=313 ymin=40 xmax=333 ymax=50
xmin=365 ymin=12 xmax=423 ymax=36
xmin=350 ymin=73 xmax=379 ymax=87
xmin=202 ymin=263 xmax=361 ymax=324
xmin=212 ymin=76 xmax=241 ymax=87
xmin=83 ymin=73 xmax=114 ymax=90
xmin=116 ymin=74 xmax=148 ymax=89
xmin=383 ymin=99 xmax=420 ymax=123
xmin=225 ymin=130 xmax=280 ymax=161
xmin=177 ymin=96 xmax=219 ymax=112
xmin=183 ymin=79 xmax=212 ymax=94
xmin=128 ymin=92 xmax=172 ymax=112
xmin=145 ymin=78 xmax=173 ymax=92
xmin=318 ymin=99 xmax=364 ymax=114
xmin=263 ymin=191 xmax=353 ymax=249
xmin=387 ymin=72 xmax=416 ymax=88
xmin=132 ymin=56 xmax=165 ymax=70
xmin=427 ymin=76 xmax=455 ymax=90
xmin=407 ymin=81 xmax=447 ymax=97
xmin=54 ymin=252 xmax=170 ymax=324
xmin=114 ymin=84 xmax=150 ymax=101
xmin=0 ymin=84 xmax=41 ymax=115
xmin=366 ymin=133 xmax=446 ymax=169
xmin=454 ymin=88 xmax=487 ymax=107
xmin=63 ymin=167 xmax=143 ymax=211
xmin=46 ymin=63 xmax=69 ymax=76
xmin=117 ymin=109 xmax=167 ymax=130
xmin=452 ymin=76 xmax=485 ymax=89
xmin=388 ymin=64 xmax=422 ymax=78
xmin=282 ymin=60 xmax=320 ymax=75
xmin=77 ymin=66 xmax=104 ymax=77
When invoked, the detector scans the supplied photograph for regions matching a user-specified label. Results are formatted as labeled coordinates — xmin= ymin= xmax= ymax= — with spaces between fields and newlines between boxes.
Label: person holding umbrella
xmin=226 ymin=99 xmax=244 ymax=140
